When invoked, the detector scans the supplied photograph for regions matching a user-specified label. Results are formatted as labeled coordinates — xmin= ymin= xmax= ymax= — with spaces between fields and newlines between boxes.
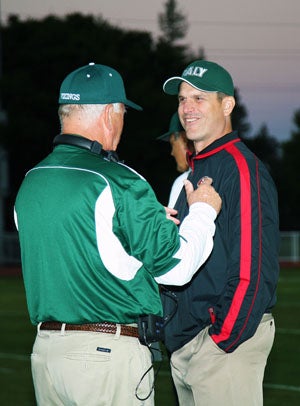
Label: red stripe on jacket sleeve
xmin=211 ymin=144 xmax=253 ymax=347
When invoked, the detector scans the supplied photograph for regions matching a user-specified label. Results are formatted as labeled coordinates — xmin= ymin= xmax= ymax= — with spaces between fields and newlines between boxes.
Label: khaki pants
xmin=31 ymin=326 xmax=153 ymax=405
xmin=170 ymin=314 xmax=275 ymax=406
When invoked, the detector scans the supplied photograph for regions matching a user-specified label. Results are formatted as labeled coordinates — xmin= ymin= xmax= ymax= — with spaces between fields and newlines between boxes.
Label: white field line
xmin=276 ymin=327 xmax=300 ymax=335
xmin=0 ymin=367 xmax=13 ymax=374
xmin=264 ymin=383 xmax=300 ymax=392
xmin=0 ymin=352 xmax=29 ymax=361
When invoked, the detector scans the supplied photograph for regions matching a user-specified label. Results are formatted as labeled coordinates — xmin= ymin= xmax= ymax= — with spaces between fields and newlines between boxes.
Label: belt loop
xmin=114 ymin=324 xmax=121 ymax=340
xmin=61 ymin=323 xmax=66 ymax=336
xmin=37 ymin=322 xmax=42 ymax=336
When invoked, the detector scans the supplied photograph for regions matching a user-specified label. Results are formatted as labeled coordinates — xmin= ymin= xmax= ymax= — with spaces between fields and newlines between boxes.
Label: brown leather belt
xmin=40 ymin=321 xmax=139 ymax=338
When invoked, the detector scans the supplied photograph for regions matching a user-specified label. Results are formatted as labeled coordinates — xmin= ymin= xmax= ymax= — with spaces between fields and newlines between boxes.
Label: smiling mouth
xmin=184 ymin=117 xmax=200 ymax=126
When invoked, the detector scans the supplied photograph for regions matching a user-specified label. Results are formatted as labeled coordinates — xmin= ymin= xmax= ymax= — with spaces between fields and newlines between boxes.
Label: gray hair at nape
xmin=58 ymin=103 xmax=122 ymax=129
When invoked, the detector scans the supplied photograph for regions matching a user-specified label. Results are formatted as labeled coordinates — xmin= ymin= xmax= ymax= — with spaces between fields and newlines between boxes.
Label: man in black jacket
xmin=161 ymin=60 xmax=280 ymax=406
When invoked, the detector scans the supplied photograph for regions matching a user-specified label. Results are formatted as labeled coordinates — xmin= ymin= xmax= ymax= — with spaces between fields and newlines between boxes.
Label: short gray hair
xmin=58 ymin=103 xmax=122 ymax=128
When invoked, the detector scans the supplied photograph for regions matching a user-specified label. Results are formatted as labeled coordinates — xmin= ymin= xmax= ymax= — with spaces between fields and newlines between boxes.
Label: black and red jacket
xmin=162 ymin=131 xmax=280 ymax=353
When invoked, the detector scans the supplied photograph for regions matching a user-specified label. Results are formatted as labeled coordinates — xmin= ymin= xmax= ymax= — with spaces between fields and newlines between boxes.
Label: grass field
xmin=0 ymin=267 xmax=300 ymax=405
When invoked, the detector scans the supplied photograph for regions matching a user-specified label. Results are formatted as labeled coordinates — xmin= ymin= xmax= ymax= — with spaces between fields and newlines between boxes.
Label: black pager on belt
xmin=137 ymin=314 xmax=165 ymax=345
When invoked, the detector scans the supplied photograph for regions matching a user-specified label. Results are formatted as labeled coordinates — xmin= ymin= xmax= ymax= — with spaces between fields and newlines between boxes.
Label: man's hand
xmin=184 ymin=176 xmax=222 ymax=215
xmin=165 ymin=207 xmax=180 ymax=225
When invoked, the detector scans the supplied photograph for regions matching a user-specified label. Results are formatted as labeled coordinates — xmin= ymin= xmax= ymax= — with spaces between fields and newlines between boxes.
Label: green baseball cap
xmin=58 ymin=62 xmax=142 ymax=110
xmin=163 ymin=60 xmax=234 ymax=96
xmin=157 ymin=112 xmax=184 ymax=141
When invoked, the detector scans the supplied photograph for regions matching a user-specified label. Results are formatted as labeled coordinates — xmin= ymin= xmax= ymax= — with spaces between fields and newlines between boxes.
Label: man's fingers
xmin=165 ymin=207 xmax=178 ymax=216
xmin=183 ymin=179 xmax=193 ymax=196
xmin=197 ymin=176 xmax=213 ymax=187
xmin=184 ymin=178 xmax=222 ymax=214
xmin=165 ymin=206 xmax=180 ymax=225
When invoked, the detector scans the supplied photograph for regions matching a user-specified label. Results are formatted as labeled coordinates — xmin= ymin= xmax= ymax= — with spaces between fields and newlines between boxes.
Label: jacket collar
xmin=187 ymin=131 xmax=240 ymax=170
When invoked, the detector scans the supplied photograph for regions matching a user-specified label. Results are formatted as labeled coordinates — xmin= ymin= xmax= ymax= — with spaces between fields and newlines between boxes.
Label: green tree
xmin=158 ymin=0 xmax=188 ymax=44
xmin=279 ymin=109 xmax=300 ymax=229
xmin=232 ymin=88 xmax=251 ymax=139
xmin=243 ymin=124 xmax=281 ymax=179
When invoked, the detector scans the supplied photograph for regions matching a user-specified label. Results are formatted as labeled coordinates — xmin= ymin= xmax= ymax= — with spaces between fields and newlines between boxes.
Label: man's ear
xmin=223 ymin=96 xmax=235 ymax=116
xmin=103 ymin=104 xmax=114 ymax=131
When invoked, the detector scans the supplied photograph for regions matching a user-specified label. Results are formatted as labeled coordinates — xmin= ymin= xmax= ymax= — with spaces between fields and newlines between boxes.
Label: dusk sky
xmin=2 ymin=0 xmax=300 ymax=142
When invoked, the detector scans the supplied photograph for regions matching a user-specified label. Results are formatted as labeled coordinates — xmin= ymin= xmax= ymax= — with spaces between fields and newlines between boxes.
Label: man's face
xmin=169 ymin=132 xmax=189 ymax=173
xmin=178 ymin=82 xmax=232 ymax=151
